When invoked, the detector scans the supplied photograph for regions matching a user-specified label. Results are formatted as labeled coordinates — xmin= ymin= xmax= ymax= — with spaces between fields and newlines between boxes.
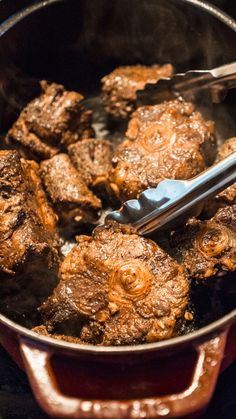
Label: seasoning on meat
xmin=217 ymin=138 xmax=236 ymax=203
xmin=20 ymin=158 xmax=58 ymax=240
xmin=6 ymin=81 xmax=94 ymax=161
xmin=202 ymin=137 xmax=236 ymax=219
xmin=109 ymin=98 xmax=216 ymax=201
xmin=171 ymin=205 xmax=236 ymax=280
xmin=40 ymin=153 xmax=102 ymax=227
xmin=39 ymin=222 xmax=189 ymax=345
xmin=101 ymin=64 xmax=174 ymax=119
xmin=0 ymin=150 xmax=59 ymax=317
xmin=33 ymin=324 xmax=83 ymax=344
xmin=68 ymin=138 xmax=112 ymax=197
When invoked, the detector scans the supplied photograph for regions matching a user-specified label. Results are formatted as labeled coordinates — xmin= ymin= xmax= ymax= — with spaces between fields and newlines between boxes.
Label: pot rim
xmin=1 ymin=307 xmax=236 ymax=354
xmin=1 ymin=0 xmax=236 ymax=37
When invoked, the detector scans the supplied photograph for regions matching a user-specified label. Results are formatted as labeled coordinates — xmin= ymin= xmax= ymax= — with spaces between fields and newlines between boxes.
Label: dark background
xmin=0 ymin=1 xmax=236 ymax=418
xmin=214 ymin=0 xmax=236 ymax=14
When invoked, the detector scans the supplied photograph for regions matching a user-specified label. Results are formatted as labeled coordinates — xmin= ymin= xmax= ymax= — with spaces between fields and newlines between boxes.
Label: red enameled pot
xmin=1 ymin=310 xmax=236 ymax=418
xmin=1 ymin=1 xmax=236 ymax=417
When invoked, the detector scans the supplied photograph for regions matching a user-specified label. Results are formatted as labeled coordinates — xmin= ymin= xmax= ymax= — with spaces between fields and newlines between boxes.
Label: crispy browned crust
xmin=171 ymin=205 xmax=236 ymax=280
xmin=21 ymin=159 xmax=58 ymax=236
xmin=40 ymin=153 xmax=101 ymax=227
xmin=40 ymin=222 xmax=189 ymax=345
xmin=109 ymin=99 xmax=216 ymax=201
xmin=204 ymin=137 xmax=236 ymax=218
xmin=0 ymin=150 xmax=59 ymax=316
xmin=68 ymin=138 xmax=112 ymax=197
xmin=6 ymin=81 xmax=94 ymax=160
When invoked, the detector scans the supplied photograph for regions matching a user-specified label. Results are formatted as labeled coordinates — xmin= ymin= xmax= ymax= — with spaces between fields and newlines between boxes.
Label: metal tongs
xmin=106 ymin=152 xmax=236 ymax=235
xmin=105 ymin=62 xmax=236 ymax=235
xmin=137 ymin=61 xmax=236 ymax=104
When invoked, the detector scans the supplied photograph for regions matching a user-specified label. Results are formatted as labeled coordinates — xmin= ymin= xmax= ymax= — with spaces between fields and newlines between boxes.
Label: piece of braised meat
xmin=21 ymin=158 xmax=58 ymax=241
xmin=101 ymin=64 xmax=173 ymax=119
xmin=40 ymin=153 xmax=101 ymax=228
xmin=39 ymin=222 xmax=189 ymax=346
xmin=109 ymin=99 xmax=216 ymax=201
xmin=203 ymin=137 xmax=236 ymax=218
xmin=33 ymin=325 xmax=83 ymax=344
xmin=171 ymin=205 xmax=236 ymax=280
xmin=68 ymin=138 xmax=112 ymax=197
xmin=0 ymin=150 xmax=59 ymax=318
xmin=6 ymin=81 xmax=94 ymax=161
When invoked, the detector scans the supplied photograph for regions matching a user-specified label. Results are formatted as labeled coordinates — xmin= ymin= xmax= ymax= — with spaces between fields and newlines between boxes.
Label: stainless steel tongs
xmin=137 ymin=61 xmax=236 ymax=104
xmin=106 ymin=152 xmax=236 ymax=235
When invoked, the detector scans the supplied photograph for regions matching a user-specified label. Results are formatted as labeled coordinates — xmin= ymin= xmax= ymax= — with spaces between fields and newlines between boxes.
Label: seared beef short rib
xmin=171 ymin=205 xmax=236 ymax=280
xmin=40 ymin=153 xmax=101 ymax=228
xmin=101 ymin=64 xmax=173 ymax=119
xmin=109 ymin=99 xmax=216 ymax=201
xmin=68 ymin=138 xmax=112 ymax=198
xmin=204 ymin=138 xmax=236 ymax=218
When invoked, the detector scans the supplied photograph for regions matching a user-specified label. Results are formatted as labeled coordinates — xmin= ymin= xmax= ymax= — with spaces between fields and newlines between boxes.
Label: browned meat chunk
xmin=6 ymin=81 xmax=94 ymax=161
xmin=0 ymin=150 xmax=59 ymax=317
xmin=215 ymin=138 xmax=236 ymax=204
xmin=109 ymin=99 xmax=216 ymax=201
xmin=33 ymin=325 xmax=83 ymax=344
xmin=40 ymin=222 xmax=189 ymax=345
xmin=68 ymin=138 xmax=112 ymax=196
xmin=203 ymin=138 xmax=236 ymax=218
xmin=217 ymin=137 xmax=236 ymax=164
xmin=40 ymin=154 xmax=101 ymax=227
xmin=171 ymin=205 xmax=236 ymax=280
xmin=101 ymin=64 xmax=174 ymax=119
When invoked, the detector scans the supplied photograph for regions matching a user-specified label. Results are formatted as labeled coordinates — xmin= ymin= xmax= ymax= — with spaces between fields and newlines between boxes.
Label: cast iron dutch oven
xmin=0 ymin=1 xmax=236 ymax=418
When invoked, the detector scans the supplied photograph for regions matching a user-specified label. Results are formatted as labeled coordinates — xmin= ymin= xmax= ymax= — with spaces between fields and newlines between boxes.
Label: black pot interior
xmin=0 ymin=0 xmax=236 ymax=336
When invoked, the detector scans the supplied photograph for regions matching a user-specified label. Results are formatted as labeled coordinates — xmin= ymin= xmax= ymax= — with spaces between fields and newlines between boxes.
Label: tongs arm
xmin=106 ymin=152 xmax=236 ymax=236
xmin=138 ymin=61 xmax=236 ymax=104
xmin=174 ymin=62 xmax=236 ymax=96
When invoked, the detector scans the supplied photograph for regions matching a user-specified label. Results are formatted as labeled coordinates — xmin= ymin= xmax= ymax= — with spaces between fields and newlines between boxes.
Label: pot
xmin=0 ymin=1 xmax=236 ymax=418
xmin=1 ymin=308 xmax=236 ymax=419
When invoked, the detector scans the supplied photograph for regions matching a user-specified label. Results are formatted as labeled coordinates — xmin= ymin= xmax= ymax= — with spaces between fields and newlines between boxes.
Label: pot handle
xmin=19 ymin=331 xmax=227 ymax=419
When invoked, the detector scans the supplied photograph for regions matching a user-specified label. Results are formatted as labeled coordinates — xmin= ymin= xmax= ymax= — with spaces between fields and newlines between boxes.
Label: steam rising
xmin=79 ymin=0 xmax=236 ymax=69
